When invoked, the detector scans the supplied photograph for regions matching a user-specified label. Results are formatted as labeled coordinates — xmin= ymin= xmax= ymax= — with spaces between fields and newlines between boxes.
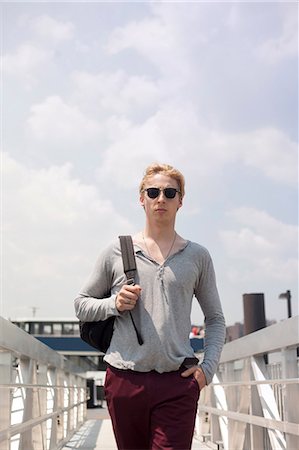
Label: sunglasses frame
xmin=143 ymin=187 xmax=181 ymax=199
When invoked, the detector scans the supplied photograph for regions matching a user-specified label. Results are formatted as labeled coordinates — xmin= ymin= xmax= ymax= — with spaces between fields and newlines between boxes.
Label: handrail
xmin=0 ymin=399 xmax=86 ymax=441
xmin=199 ymin=405 xmax=299 ymax=435
xmin=220 ymin=316 xmax=299 ymax=363
xmin=0 ymin=316 xmax=87 ymax=450
xmin=0 ymin=383 xmax=86 ymax=389
xmin=195 ymin=317 xmax=299 ymax=450
xmin=0 ymin=316 xmax=81 ymax=371
xmin=204 ymin=378 xmax=298 ymax=386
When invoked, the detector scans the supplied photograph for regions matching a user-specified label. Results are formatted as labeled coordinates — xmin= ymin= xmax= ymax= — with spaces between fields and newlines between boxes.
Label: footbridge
xmin=0 ymin=316 xmax=298 ymax=450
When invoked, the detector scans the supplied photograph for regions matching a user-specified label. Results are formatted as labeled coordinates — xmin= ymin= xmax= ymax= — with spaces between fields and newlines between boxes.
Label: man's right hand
xmin=115 ymin=284 xmax=142 ymax=312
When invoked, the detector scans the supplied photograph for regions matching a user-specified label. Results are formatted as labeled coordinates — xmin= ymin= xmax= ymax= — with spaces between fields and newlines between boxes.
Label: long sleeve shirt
xmin=74 ymin=239 xmax=225 ymax=385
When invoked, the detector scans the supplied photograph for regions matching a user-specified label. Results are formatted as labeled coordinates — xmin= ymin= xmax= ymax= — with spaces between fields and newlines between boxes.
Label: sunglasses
xmin=143 ymin=187 xmax=181 ymax=199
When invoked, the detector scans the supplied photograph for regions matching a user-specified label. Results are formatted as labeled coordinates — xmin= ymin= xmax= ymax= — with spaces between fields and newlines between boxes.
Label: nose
xmin=157 ymin=190 xmax=166 ymax=200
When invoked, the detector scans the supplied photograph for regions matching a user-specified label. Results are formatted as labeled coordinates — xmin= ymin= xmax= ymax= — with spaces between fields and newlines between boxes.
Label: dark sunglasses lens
xmin=164 ymin=188 xmax=177 ymax=198
xmin=147 ymin=188 xmax=160 ymax=198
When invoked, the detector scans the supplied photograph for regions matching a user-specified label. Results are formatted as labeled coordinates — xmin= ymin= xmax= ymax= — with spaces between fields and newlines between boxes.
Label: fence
xmin=195 ymin=316 xmax=299 ymax=450
xmin=0 ymin=317 xmax=86 ymax=450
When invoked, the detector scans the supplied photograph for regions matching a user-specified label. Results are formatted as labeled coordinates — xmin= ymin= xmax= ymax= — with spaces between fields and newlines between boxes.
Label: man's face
xmin=140 ymin=174 xmax=182 ymax=222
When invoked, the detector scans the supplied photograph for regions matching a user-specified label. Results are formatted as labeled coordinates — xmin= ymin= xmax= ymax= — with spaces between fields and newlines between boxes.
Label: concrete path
xmin=62 ymin=407 xmax=211 ymax=450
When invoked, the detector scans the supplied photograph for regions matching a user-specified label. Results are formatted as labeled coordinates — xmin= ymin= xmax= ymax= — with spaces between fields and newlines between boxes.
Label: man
xmin=74 ymin=163 xmax=225 ymax=450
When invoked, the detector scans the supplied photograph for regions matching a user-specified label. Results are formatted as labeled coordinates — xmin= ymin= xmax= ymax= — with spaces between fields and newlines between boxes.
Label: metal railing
xmin=195 ymin=316 xmax=299 ymax=450
xmin=0 ymin=317 xmax=86 ymax=450
xmin=2 ymin=314 xmax=298 ymax=450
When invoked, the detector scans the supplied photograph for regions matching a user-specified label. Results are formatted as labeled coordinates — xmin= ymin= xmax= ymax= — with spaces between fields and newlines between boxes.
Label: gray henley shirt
xmin=74 ymin=239 xmax=225 ymax=385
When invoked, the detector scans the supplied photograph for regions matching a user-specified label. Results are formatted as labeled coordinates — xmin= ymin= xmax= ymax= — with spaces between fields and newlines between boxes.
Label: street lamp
xmin=279 ymin=290 xmax=292 ymax=318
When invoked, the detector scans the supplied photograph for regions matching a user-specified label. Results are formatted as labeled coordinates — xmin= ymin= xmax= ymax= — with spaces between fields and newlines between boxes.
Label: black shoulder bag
xmin=79 ymin=235 xmax=143 ymax=352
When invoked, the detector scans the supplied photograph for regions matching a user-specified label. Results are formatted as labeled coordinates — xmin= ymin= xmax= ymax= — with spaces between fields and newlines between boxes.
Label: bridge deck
xmin=62 ymin=407 xmax=210 ymax=450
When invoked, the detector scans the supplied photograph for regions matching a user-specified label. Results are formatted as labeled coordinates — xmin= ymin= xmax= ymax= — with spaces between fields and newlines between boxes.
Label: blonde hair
xmin=139 ymin=163 xmax=185 ymax=198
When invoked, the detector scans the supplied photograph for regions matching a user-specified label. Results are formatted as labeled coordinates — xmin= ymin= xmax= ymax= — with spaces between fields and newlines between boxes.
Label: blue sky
xmin=1 ymin=1 xmax=298 ymax=326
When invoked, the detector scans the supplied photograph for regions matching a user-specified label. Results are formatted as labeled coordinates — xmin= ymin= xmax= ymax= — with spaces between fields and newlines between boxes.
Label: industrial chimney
xmin=243 ymin=293 xmax=266 ymax=335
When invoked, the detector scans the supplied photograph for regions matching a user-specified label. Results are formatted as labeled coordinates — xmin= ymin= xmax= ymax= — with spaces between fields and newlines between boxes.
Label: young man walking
xmin=75 ymin=163 xmax=225 ymax=450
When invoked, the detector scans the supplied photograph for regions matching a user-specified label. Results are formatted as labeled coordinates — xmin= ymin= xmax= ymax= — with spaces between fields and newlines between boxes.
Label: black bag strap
xmin=118 ymin=235 xmax=143 ymax=346
xmin=119 ymin=235 xmax=137 ymax=282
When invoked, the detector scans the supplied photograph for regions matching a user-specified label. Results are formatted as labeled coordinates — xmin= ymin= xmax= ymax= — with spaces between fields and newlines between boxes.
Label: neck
xmin=143 ymin=223 xmax=175 ymax=242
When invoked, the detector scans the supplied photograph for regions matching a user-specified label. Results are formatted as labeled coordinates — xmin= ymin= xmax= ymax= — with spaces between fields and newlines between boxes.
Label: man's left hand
xmin=181 ymin=366 xmax=207 ymax=390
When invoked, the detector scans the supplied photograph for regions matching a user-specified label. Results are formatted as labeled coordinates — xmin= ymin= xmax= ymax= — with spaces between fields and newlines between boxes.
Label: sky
xmin=1 ymin=1 xmax=298 ymax=328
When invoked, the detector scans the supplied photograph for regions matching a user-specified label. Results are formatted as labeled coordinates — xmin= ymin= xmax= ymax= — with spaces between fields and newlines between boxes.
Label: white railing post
xmin=65 ymin=373 xmax=72 ymax=438
xmin=210 ymin=382 xmax=222 ymax=444
xmin=0 ymin=352 xmax=12 ymax=450
xmin=250 ymin=356 xmax=267 ymax=450
xmin=49 ymin=367 xmax=59 ymax=449
xmin=281 ymin=347 xmax=299 ymax=450
xmin=19 ymin=358 xmax=34 ymax=450
xmin=251 ymin=356 xmax=286 ymax=449
xmin=56 ymin=370 xmax=64 ymax=444
xmin=37 ymin=363 xmax=48 ymax=450
xmin=227 ymin=358 xmax=251 ymax=450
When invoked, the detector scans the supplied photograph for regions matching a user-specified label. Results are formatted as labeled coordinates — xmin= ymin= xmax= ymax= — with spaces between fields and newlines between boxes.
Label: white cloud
xmin=23 ymin=90 xmax=296 ymax=192
xmin=256 ymin=6 xmax=298 ymax=64
xmin=104 ymin=2 xmax=219 ymax=68
xmin=2 ymin=153 xmax=132 ymax=318
xmin=3 ymin=153 xmax=131 ymax=237
xmin=104 ymin=11 xmax=192 ymax=81
xmin=96 ymin=113 xmax=169 ymax=188
xmin=95 ymin=102 xmax=297 ymax=189
xmin=229 ymin=207 xmax=297 ymax=252
xmin=3 ymin=15 xmax=74 ymax=87
xmin=30 ymin=15 xmax=75 ymax=42
xmin=71 ymin=70 xmax=160 ymax=116
xmin=95 ymin=105 xmax=227 ymax=189
xmin=105 ymin=17 xmax=174 ymax=58
xmin=235 ymin=128 xmax=298 ymax=187
xmin=26 ymin=95 xmax=102 ymax=143
xmin=220 ymin=207 xmax=298 ymax=282
xmin=3 ymin=43 xmax=52 ymax=81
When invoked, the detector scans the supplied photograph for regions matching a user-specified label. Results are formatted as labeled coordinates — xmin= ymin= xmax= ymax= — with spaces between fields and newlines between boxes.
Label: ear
xmin=140 ymin=193 xmax=145 ymax=208
xmin=177 ymin=197 xmax=183 ymax=210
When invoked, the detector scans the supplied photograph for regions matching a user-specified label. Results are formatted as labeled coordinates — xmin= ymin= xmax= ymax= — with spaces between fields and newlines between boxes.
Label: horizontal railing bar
xmin=2 ymin=378 xmax=297 ymax=390
xmin=210 ymin=378 xmax=299 ymax=387
xmin=198 ymin=405 xmax=299 ymax=436
xmin=0 ymin=400 xmax=85 ymax=442
xmin=0 ymin=383 xmax=86 ymax=389
xmin=0 ymin=412 xmax=56 ymax=442
xmin=0 ymin=317 xmax=86 ymax=373
xmin=220 ymin=316 xmax=299 ymax=363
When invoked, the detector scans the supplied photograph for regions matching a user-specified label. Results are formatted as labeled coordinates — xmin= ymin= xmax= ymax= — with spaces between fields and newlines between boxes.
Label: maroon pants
xmin=104 ymin=365 xmax=200 ymax=450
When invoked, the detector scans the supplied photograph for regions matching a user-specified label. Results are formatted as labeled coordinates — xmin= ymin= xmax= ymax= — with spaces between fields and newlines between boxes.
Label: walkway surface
xmin=62 ymin=406 xmax=211 ymax=450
